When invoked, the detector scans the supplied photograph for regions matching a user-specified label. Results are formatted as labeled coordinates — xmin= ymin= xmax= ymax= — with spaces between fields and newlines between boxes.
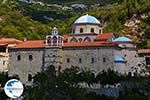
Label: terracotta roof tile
xmin=95 ymin=33 xmax=113 ymax=41
xmin=63 ymin=41 xmax=118 ymax=47
xmin=11 ymin=40 xmax=44 ymax=49
xmin=63 ymin=35 xmax=68 ymax=41
xmin=0 ymin=38 xmax=23 ymax=44
xmin=0 ymin=43 xmax=8 ymax=46
xmin=138 ymin=49 xmax=150 ymax=54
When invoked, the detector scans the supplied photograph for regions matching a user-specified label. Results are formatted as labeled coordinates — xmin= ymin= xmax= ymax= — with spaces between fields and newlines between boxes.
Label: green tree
xmin=96 ymin=69 xmax=122 ymax=85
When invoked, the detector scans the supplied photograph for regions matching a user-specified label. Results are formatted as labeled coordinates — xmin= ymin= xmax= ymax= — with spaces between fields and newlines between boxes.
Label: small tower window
xmin=67 ymin=58 xmax=70 ymax=63
xmin=29 ymin=55 xmax=33 ymax=61
xmin=53 ymin=36 xmax=57 ymax=45
xmin=91 ymin=28 xmax=94 ymax=33
xmin=79 ymin=58 xmax=82 ymax=63
xmin=17 ymin=55 xmax=21 ymax=61
xmin=52 ymin=27 xmax=58 ymax=35
xmin=47 ymin=37 xmax=51 ymax=44
xmin=80 ymin=28 xmax=83 ymax=33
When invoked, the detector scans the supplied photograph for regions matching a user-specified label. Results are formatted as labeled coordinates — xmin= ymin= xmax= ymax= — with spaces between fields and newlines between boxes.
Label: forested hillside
xmin=0 ymin=0 xmax=150 ymax=48
xmin=21 ymin=0 xmax=119 ymax=5
xmin=0 ymin=0 xmax=51 ymax=39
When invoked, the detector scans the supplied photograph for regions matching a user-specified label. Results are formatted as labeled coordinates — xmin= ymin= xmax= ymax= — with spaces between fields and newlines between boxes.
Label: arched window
xmin=72 ymin=29 xmax=75 ymax=33
xmin=99 ymin=29 xmax=102 ymax=34
xmin=28 ymin=74 xmax=32 ymax=81
xmin=58 ymin=36 xmax=62 ymax=45
xmin=17 ymin=55 xmax=21 ymax=61
xmin=91 ymin=28 xmax=94 ymax=33
xmin=67 ymin=58 xmax=70 ymax=63
xmin=80 ymin=28 xmax=83 ymax=33
xmin=58 ymin=66 xmax=62 ymax=72
xmin=128 ymin=72 xmax=132 ymax=77
xmin=146 ymin=57 xmax=150 ymax=65
xmin=47 ymin=37 xmax=51 ymax=44
xmin=79 ymin=38 xmax=82 ymax=42
xmin=84 ymin=37 xmax=91 ymax=42
xmin=53 ymin=36 xmax=57 ymax=45
xmin=70 ymin=37 xmax=78 ymax=42
xmin=91 ymin=58 xmax=95 ymax=63
xmin=79 ymin=58 xmax=82 ymax=63
xmin=103 ymin=58 xmax=106 ymax=63
xmin=29 ymin=55 xmax=33 ymax=61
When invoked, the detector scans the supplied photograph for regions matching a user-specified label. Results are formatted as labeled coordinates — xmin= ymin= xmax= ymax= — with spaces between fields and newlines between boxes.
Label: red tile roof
xmin=12 ymin=40 xmax=44 ymax=49
xmin=63 ymin=35 xmax=68 ymax=41
xmin=0 ymin=43 xmax=8 ymax=46
xmin=95 ymin=33 xmax=113 ymax=41
xmin=10 ymin=40 xmax=118 ymax=49
xmin=138 ymin=49 xmax=150 ymax=54
xmin=63 ymin=41 xmax=118 ymax=47
xmin=0 ymin=38 xmax=22 ymax=44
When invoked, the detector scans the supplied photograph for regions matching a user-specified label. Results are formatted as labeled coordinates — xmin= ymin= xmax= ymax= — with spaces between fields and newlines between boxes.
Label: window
xmin=28 ymin=74 xmax=32 ymax=82
xmin=128 ymin=72 xmax=132 ymax=77
xmin=91 ymin=28 xmax=94 ymax=33
xmin=3 ymin=61 xmax=5 ymax=66
xmin=58 ymin=66 xmax=62 ymax=72
xmin=0 ymin=47 xmax=6 ymax=52
xmin=70 ymin=37 xmax=78 ymax=42
xmin=80 ymin=28 xmax=83 ymax=33
xmin=53 ymin=36 xmax=57 ymax=45
xmin=103 ymin=58 xmax=106 ymax=63
xmin=47 ymin=37 xmax=51 ymax=44
xmin=67 ymin=58 xmax=70 ymax=63
xmin=146 ymin=57 xmax=150 ymax=65
xmin=79 ymin=38 xmax=82 ymax=42
xmin=17 ymin=55 xmax=21 ymax=61
xmin=29 ymin=55 xmax=33 ymax=61
xmin=72 ymin=29 xmax=75 ymax=33
xmin=91 ymin=58 xmax=94 ymax=63
xmin=79 ymin=58 xmax=82 ymax=63
xmin=84 ymin=37 xmax=91 ymax=42
xmin=99 ymin=29 xmax=102 ymax=34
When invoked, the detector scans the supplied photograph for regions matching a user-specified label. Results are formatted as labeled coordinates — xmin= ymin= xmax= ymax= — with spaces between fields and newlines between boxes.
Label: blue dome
xmin=74 ymin=14 xmax=100 ymax=24
xmin=114 ymin=37 xmax=132 ymax=42
xmin=115 ymin=55 xmax=126 ymax=62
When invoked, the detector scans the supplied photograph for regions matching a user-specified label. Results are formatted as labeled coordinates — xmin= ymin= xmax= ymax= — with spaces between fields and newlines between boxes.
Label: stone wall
xmin=43 ymin=48 xmax=63 ymax=71
xmin=62 ymin=46 xmax=115 ymax=74
xmin=114 ymin=47 xmax=139 ymax=74
xmin=8 ymin=48 xmax=44 ymax=83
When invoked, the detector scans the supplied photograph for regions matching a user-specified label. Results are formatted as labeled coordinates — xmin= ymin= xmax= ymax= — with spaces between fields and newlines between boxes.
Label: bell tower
xmin=43 ymin=27 xmax=63 ymax=72
xmin=46 ymin=27 xmax=63 ymax=47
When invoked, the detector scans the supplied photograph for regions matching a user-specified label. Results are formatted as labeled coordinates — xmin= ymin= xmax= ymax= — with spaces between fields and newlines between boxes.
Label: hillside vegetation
xmin=0 ymin=0 xmax=150 ymax=48
xmin=24 ymin=0 xmax=118 ymax=5
xmin=0 ymin=0 xmax=51 ymax=39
